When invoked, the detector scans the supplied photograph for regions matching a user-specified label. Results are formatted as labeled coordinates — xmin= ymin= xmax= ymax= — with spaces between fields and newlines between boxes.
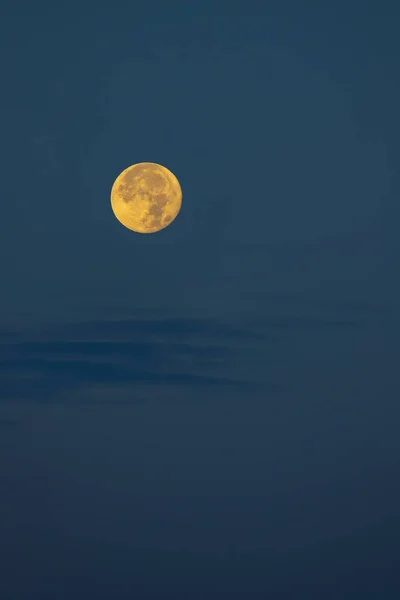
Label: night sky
xmin=1 ymin=2 xmax=400 ymax=598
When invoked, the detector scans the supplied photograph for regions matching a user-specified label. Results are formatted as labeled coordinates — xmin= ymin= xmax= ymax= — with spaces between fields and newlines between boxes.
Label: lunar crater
xmin=111 ymin=162 xmax=182 ymax=234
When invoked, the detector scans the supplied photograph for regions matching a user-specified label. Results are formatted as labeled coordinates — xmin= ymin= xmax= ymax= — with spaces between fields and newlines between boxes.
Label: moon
xmin=110 ymin=162 xmax=182 ymax=234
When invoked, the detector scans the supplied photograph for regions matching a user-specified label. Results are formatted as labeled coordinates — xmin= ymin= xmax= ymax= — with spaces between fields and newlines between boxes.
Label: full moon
xmin=110 ymin=162 xmax=182 ymax=234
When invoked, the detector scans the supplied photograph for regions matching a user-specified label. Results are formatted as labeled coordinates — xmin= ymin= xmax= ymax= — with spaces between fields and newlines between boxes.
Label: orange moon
xmin=110 ymin=162 xmax=182 ymax=234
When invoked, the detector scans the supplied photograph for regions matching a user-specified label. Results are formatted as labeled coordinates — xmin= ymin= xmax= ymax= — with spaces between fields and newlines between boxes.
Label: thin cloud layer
xmin=0 ymin=309 xmax=373 ymax=404
xmin=0 ymin=316 xmax=263 ymax=403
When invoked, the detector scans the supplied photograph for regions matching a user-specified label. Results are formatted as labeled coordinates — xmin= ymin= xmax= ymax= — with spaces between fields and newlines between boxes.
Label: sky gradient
xmin=1 ymin=2 xmax=399 ymax=598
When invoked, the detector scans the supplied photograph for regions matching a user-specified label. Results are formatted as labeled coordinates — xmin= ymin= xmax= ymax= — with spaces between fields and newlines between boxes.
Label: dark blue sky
xmin=1 ymin=2 xmax=400 ymax=598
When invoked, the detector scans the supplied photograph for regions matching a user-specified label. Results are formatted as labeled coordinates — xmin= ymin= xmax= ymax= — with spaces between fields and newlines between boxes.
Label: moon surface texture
xmin=110 ymin=162 xmax=182 ymax=234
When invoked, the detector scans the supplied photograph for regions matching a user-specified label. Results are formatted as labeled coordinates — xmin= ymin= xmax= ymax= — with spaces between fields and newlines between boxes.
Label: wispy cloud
xmin=0 ymin=307 xmax=376 ymax=404
xmin=0 ymin=316 xmax=263 ymax=403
